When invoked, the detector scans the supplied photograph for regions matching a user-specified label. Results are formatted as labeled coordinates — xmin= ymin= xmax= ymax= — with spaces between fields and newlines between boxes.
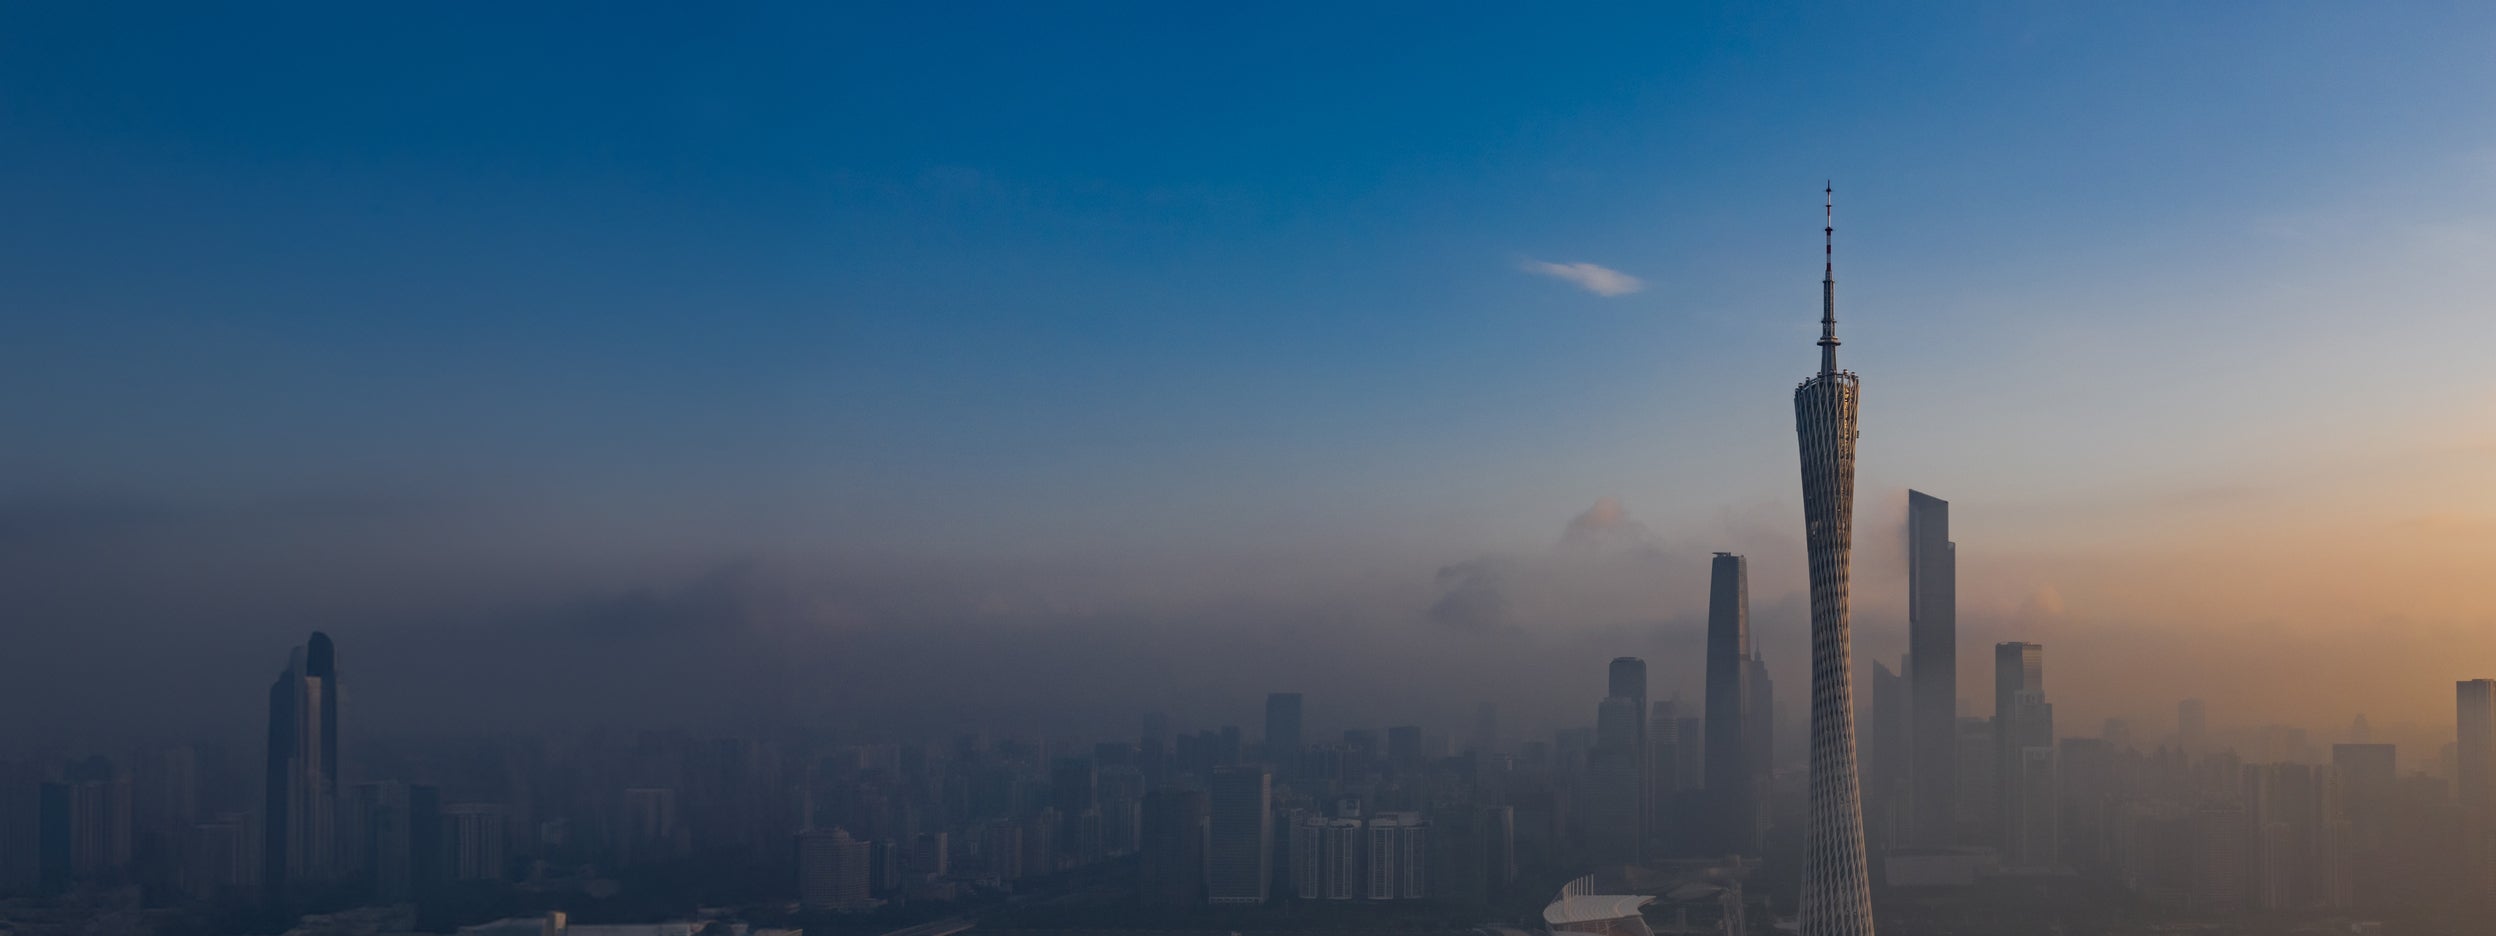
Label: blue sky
xmin=5 ymin=3 xmax=2496 ymax=737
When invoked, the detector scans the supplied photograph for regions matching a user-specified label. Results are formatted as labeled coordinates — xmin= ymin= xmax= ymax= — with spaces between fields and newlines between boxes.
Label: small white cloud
xmin=1519 ymin=259 xmax=1645 ymax=297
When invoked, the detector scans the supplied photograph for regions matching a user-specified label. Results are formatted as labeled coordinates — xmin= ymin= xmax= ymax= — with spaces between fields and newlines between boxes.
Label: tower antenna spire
xmin=1819 ymin=182 xmax=1839 ymax=375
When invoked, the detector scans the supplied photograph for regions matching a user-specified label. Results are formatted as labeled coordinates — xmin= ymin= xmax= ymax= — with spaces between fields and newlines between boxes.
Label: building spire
xmin=1819 ymin=181 xmax=1839 ymax=375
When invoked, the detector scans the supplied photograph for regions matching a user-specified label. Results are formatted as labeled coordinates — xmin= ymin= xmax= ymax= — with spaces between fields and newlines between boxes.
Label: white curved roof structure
xmin=1543 ymin=873 xmax=1655 ymax=936
xmin=1544 ymin=894 xmax=1655 ymax=927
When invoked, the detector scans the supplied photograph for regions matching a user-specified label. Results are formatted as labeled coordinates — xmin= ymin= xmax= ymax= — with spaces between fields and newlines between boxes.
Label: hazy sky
xmin=4 ymin=3 xmax=2495 ymax=749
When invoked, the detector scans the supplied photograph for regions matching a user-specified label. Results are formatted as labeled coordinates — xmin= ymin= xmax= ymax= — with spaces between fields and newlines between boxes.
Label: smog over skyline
xmin=6 ymin=4 xmax=2494 ymax=749
xmin=3 ymin=4 xmax=2496 ymax=935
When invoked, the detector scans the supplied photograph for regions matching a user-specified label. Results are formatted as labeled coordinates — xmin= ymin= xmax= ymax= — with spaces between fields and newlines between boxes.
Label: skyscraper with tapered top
xmin=1704 ymin=552 xmax=1758 ymax=855
xmin=1793 ymin=185 xmax=1874 ymax=936
xmin=1906 ymin=489 xmax=1956 ymax=847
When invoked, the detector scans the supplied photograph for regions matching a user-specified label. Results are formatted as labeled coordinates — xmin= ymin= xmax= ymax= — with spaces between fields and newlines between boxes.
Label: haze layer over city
xmin=3 ymin=4 xmax=2495 ymax=936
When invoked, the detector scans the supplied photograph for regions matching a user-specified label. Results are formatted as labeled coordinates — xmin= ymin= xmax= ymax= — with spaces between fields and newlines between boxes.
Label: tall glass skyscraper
xmin=1703 ymin=552 xmax=1757 ymax=854
xmin=1906 ymin=490 xmax=1957 ymax=847
xmin=1792 ymin=187 xmax=1874 ymax=936
xmin=263 ymin=631 xmax=339 ymax=905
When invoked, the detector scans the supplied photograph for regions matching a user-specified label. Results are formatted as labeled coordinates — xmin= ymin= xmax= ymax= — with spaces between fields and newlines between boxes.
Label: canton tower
xmin=1793 ymin=185 xmax=1875 ymax=936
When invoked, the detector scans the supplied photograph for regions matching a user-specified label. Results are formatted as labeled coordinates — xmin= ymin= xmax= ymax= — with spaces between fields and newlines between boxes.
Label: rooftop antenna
xmin=1819 ymin=182 xmax=1839 ymax=375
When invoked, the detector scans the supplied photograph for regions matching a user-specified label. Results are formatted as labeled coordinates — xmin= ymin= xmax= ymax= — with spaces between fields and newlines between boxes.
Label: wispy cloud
xmin=1520 ymin=259 xmax=1645 ymax=297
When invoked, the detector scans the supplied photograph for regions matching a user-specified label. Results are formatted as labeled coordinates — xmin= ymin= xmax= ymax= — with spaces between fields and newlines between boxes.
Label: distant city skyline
xmin=9 ymin=620 xmax=2496 ymax=933
xmin=6 ymin=4 xmax=2496 ymax=933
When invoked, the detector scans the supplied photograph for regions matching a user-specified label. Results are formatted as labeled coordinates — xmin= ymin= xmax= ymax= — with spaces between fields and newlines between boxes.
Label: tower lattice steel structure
xmin=1793 ymin=184 xmax=1875 ymax=936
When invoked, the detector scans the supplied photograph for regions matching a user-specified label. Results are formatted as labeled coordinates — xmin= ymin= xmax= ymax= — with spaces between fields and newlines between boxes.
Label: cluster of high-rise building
xmin=11 ymin=621 xmax=2496 ymax=933
xmin=1575 ymin=555 xmax=1777 ymax=872
xmin=784 ymin=693 xmax=1537 ymax=912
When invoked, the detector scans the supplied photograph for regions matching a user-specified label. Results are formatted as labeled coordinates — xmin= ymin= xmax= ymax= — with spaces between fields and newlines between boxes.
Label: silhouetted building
xmin=983 ymin=819 xmax=1023 ymax=880
xmin=1589 ymin=695 xmax=1643 ymax=865
xmin=37 ymin=783 xmax=68 ymax=895
xmin=1954 ymin=716 xmax=1994 ymax=845
xmin=441 ymin=804 xmax=508 ymax=882
xmin=1675 ymin=716 xmax=1705 ymax=791
xmin=2012 ymin=747 xmax=2056 ymax=870
xmin=1435 ymin=804 xmax=1514 ymax=906
xmin=1471 ymin=702 xmax=1500 ymax=756
xmin=1608 ymin=657 xmax=1649 ymax=838
xmin=619 ymin=787 xmax=680 ymax=867
xmin=1609 ymin=658 xmax=1648 ymax=711
xmin=1704 ymin=552 xmax=1758 ymax=855
xmin=406 ymin=784 xmax=442 ymax=920
xmin=1218 ymin=726 xmax=1243 ymax=766
xmin=1907 ymin=490 xmax=1957 ymax=848
xmin=61 ymin=757 xmax=131 ymax=883
xmin=0 ymin=764 xmax=39 ymax=895
xmin=798 ymin=827 xmax=872 ymax=912
xmin=1646 ymin=700 xmax=1680 ymax=843
xmin=1869 ymin=658 xmax=1911 ymax=848
xmin=1343 ymin=729 xmax=1379 ymax=780
xmin=1387 ymin=726 xmax=1423 ymax=774
xmin=1022 ymin=809 xmax=1057 ymax=876
xmin=1265 ymin=694 xmax=1304 ymax=781
xmin=1208 ymin=765 xmax=1272 ymax=904
xmin=307 ymin=634 xmax=338 ymax=790
xmin=2459 ymin=679 xmax=2496 ymax=901
xmin=911 ymin=831 xmax=950 ymax=877
xmin=2190 ymin=803 xmax=2247 ymax=913
xmin=2244 ymin=762 xmax=2339 ymax=911
xmin=1101 ymin=772 xmax=1143 ymax=856
xmin=1052 ymin=758 xmax=1096 ymax=858
xmin=1139 ymin=789 xmax=1208 ymax=906
xmin=346 ymin=781 xmax=424 ymax=902
xmin=2333 ymin=742 xmax=2396 ymax=903
xmin=1995 ymin=642 xmax=2054 ymax=867
xmin=2055 ymin=737 xmax=2112 ymax=872
xmin=263 ymin=632 xmax=340 ymax=902
xmin=183 ymin=814 xmax=251 ymax=900
xmin=2116 ymin=801 xmax=2190 ymax=905
xmin=1748 ymin=651 xmax=1775 ymax=782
